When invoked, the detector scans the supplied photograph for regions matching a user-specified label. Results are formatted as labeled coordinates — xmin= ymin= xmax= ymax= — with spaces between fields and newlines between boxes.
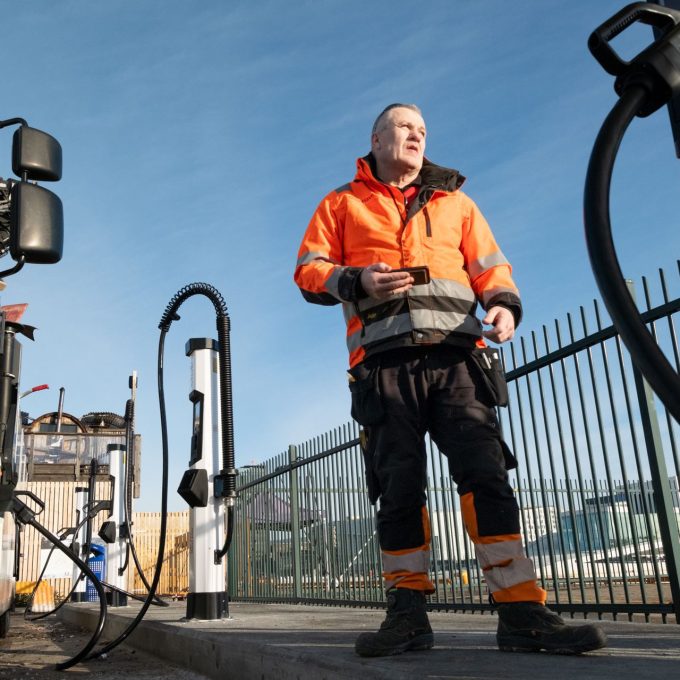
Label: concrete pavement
xmin=59 ymin=601 xmax=680 ymax=680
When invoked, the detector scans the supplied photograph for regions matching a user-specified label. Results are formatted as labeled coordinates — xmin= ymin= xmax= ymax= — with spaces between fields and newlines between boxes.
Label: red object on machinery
xmin=1 ymin=303 xmax=28 ymax=322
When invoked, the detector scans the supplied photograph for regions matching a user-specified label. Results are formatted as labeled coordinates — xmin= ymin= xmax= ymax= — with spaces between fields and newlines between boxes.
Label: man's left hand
xmin=482 ymin=306 xmax=515 ymax=343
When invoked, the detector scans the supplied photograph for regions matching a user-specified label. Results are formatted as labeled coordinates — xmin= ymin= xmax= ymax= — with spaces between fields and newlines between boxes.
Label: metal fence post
xmin=628 ymin=281 xmax=680 ymax=623
xmin=289 ymin=444 xmax=303 ymax=601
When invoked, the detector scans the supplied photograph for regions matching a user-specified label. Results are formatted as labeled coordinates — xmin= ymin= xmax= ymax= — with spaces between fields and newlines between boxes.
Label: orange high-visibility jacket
xmin=295 ymin=155 xmax=521 ymax=367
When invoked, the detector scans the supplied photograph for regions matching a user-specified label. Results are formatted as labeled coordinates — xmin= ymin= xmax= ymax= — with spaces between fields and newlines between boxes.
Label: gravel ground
xmin=0 ymin=610 xmax=210 ymax=679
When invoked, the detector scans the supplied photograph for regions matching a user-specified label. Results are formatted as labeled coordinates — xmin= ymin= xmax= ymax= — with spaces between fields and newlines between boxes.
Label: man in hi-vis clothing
xmin=294 ymin=103 xmax=606 ymax=657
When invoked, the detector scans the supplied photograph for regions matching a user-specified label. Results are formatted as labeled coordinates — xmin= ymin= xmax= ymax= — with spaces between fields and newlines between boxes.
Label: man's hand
xmin=360 ymin=263 xmax=413 ymax=300
xmin=482 ymin=306 xmax=515 ymax=343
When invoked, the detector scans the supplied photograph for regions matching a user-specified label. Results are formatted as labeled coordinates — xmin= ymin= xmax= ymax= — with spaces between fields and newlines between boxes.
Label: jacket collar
xmin=357 ymin=153 xmax=466 ymax=193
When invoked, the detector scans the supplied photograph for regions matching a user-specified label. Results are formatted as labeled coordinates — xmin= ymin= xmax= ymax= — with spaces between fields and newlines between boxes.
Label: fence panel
xmin=128 ymin=511 xmax=189 ymax=596
xmin=229 ymin=264 xmax=680 ymax=622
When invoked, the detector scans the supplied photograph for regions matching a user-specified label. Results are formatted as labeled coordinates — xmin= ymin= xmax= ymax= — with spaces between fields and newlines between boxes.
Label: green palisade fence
xmin=229 ymin=263 xmax=680 ymax=623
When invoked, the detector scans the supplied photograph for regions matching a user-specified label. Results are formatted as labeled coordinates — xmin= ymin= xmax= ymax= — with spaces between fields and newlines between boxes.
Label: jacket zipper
xmin=424 ymin=206 xmax=432 ymax=237
xmin=388 ymin=187 xmax=407 ymax=230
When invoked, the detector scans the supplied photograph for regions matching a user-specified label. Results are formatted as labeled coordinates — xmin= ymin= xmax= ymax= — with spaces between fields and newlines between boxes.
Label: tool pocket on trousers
xmin=501 ymin=439 xmax=518 ymax=471
xmin=470 ymin=347 xmax=509 ymax=407
xmin=348 ymin=364 xmax=384 ymax=427
xmin=359 ymin=428 xmax=381 ymax=505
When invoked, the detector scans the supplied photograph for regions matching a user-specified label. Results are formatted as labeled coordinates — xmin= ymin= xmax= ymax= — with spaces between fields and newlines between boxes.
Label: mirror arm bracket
xmin=0 ymin=256 xmax=26 ymax=280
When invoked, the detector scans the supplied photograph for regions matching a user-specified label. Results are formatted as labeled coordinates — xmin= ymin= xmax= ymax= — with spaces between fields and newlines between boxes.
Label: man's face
xmin=371 ymin=107 xmax=427 ymax=176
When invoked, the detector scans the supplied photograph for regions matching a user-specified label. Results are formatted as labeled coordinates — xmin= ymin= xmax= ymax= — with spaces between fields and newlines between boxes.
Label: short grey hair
xmin=371 ymin=103 xmax=423 ymax=135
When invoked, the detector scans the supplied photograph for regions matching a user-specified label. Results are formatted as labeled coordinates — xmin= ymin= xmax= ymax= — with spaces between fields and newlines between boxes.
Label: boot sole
xmin=355 ymin=632 xmax=434 ymax=658
xmin=497 ymin=631 xmax=607 ymax=655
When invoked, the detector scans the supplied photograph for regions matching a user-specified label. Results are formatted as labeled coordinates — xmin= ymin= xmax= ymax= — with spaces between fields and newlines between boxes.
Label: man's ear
xmin=371 ymin=132 xmax=380 ymax=150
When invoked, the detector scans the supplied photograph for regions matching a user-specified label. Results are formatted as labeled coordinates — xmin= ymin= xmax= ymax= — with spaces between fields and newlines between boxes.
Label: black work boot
xmin=496 ymin=602 xmax=607 ymax=654
xmin=355 ymin=588 xmax=434 ymax=657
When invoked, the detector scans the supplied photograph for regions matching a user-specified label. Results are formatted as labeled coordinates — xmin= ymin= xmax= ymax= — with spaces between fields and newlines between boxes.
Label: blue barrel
xmin=86 ymin=542 xmax=106 ymax=602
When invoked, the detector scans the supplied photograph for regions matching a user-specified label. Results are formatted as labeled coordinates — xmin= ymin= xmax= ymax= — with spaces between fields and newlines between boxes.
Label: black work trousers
xmin=349 ymin=345 xmax=520 ymax=553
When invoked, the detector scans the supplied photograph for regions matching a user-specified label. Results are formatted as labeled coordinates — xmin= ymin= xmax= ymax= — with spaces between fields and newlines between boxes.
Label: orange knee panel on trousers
xmin=460 ymin=492 xmax=546 ymax=603
xmin=382 ymin=506 xmax=435 ymax=593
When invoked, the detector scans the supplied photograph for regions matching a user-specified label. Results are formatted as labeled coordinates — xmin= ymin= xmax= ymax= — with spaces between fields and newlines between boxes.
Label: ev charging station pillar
xmin=70 ymin=486 xmax=88 ymax=602
xmin=178 ymin=338 xmax=229 ymax=620
xmin=103 ymin=443 xmax=127 ymax=607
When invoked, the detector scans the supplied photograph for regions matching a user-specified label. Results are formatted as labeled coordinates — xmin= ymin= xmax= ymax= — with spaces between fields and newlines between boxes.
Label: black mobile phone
xmin=393 ymin=266 xmax=430 ymax=286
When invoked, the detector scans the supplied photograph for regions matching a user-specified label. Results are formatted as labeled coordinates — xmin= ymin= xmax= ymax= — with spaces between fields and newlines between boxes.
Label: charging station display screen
xmin=189 ymin=390 xmax=203 ymax=466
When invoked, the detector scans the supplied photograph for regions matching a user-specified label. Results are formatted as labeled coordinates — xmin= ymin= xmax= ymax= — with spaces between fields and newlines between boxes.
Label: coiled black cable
xmin=584 ymin=84 xmax=680 ymax=423
xmin=160 ymin=282 xmax=238 ymax=559
xmin=159 ymin=284 xmax=235 ymax=479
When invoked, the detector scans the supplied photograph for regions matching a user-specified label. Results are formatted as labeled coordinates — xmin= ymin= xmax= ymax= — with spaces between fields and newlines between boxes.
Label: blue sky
xmin=1 ymin=0 xmax=678 ymax=512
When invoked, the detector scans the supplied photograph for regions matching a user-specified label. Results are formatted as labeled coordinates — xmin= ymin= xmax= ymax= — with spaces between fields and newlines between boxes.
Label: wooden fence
xmin=127 ymin=512 xmax=190 ymax=597
xmin=14 ymin=481 xmax=189 ymax=601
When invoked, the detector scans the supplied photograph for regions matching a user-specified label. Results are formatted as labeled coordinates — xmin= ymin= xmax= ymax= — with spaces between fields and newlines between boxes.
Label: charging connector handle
xmin=589 ymin=2 xmax=680 ymax=116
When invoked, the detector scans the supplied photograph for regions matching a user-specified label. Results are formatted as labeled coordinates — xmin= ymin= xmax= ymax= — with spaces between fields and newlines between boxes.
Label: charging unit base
xmin=186 ymin=591 xmax=229 ymax=620
xmin=106 ymin=591 xmax=128 ymax=607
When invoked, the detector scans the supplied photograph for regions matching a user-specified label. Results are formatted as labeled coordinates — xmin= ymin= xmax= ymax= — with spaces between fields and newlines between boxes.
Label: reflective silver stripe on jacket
xmin=345 ymin=310 xmax=482 ymax=354
xmin=474 ymin=539 xmax=538 ymax=594
xmin=381 ymin=549 xmax=431 ymax=575
xmin=343 ymin=277 xmax=482 ymax=354
xmin=467 ymin=250 xmax=509 ymax=280
xmin=481 ymin=286 xmax=518 ymax=308
xmin=360 ymin=278 xmax=476 ymax=313
xmin=325 ymin=267 xmax=345 ymax=299
xmin=342 ymin=277 xmax=476 ymax=323
xmin=296 ymin=250 xmax=339 ymax=267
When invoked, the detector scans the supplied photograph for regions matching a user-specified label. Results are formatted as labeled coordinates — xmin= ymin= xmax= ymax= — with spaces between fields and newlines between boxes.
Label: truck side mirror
xmin=9 ymin=182 xmax=63 ymax=264
xmin=12 ymin=126 xmax=62 ymax=182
